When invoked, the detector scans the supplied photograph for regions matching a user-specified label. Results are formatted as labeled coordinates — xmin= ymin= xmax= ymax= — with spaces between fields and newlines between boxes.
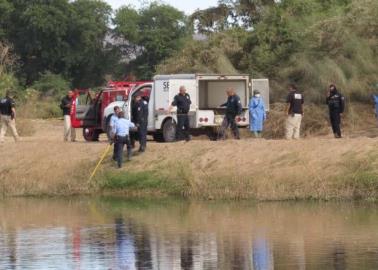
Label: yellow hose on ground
xmin=88 ymin=144 xmax=112 ymax=182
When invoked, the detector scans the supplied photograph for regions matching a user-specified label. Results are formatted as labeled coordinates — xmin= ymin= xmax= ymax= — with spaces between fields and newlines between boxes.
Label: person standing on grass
xmin=60 ymin=90 xmax=76 ymax=142
xmin=169 ymin=86 xmax=192 ymax=142
xmin=0 ymin=90 xmax=19 ymax=143
xmin=110 ymin=106 xmax=121 ymax=161
xmin=326 ymin=84 xmax=345 ymax=138
xmin=219 ymin=88 xmax=242 ymax=140
xmin=285 ymin=84 xmax=304 ymax=140
xmin=249 ymin=90 xmax=266 ymax=138
xmin=134 ymin=95 xmax=149 ymax=152
xmin=113 ymin=111 xmax=135 ymax=168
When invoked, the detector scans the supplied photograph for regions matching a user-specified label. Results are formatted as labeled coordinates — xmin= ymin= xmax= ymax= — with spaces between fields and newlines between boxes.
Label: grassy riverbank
xmin=1 ymin=112 xmax=378 ymax=200
xmin=95 ymin=138 xmax=378 ymax=200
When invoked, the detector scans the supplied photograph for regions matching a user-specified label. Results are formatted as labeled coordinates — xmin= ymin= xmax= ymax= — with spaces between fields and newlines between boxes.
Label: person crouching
xmin=113 ymin=111 xmax=135 ymax=168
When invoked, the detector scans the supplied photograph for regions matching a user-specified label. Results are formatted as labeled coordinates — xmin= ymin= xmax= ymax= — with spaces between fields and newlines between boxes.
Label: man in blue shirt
xmin=110 ymin=106 xmax=121 ymax=160
xmin=113 ymin=111 xmax=135 ymax=168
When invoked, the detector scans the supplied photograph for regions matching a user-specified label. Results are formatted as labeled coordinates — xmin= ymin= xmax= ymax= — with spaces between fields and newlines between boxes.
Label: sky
xmin=105 ymin=0 xmax=219 ymax=14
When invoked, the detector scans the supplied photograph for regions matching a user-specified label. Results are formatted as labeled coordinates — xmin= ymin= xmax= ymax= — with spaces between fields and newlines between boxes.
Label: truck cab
xmin=70 ymin=81 xmax=150 ymax=141
xmin=115 ymin=74 xmax=269 ymax=142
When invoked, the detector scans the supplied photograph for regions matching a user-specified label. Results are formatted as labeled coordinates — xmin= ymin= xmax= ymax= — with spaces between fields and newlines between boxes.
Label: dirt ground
xmin=0 ymin=119 xmax=377 ymax=198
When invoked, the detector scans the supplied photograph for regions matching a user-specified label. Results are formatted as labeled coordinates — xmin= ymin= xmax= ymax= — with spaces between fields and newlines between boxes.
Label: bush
xmin=17 ymin=89 xmax=62 ymax=119
xmin=0 ymin=73 xmax=20 ymax=97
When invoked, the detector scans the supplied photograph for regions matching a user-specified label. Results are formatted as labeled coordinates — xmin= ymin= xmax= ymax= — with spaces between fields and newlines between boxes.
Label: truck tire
xmin=83 ymin=128 xmax=100 ymax=142
xmin=153 ymin=132 xmax=164 ymax=142
xmin=162 ymin=119 xmax=176 ymax=142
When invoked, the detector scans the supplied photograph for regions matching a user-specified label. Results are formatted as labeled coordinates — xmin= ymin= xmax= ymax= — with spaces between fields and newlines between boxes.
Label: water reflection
xmin=1 ymin=198 xmax=378 ymax=269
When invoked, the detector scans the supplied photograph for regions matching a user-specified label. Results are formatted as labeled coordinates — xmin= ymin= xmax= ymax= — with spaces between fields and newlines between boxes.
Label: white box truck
xmin=104 ymin=74 xmax=269 ymax=142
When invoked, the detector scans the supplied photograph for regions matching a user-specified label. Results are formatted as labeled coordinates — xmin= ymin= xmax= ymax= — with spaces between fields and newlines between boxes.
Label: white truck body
xmin=104 ymin=74 xmax=269 ymax=141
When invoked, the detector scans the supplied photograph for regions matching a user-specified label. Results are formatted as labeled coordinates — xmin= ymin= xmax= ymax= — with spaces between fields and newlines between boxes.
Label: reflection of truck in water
xmin=70 ymin=81 xmax=149 ymax=141
xmin=102 ymin=74 xmax=269 ymax=142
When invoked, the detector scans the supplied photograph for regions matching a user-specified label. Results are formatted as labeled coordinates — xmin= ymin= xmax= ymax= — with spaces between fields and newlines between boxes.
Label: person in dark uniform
xmin=326 ymin=84 xmax=345 ymax=138
xmin=0 ymin=90 xmax=19 ymax=143
xmin=113 ymin=111 xmax=135 ymax=168
xmin=285 ymin=84 xmax=304 ymax=140
xmin=219 ymin=88 xmax=242 ymax=140
xmin=169 ymin=86 xmax=192 ymax=141
xmin=134 ymin=95 xmax=149 ymax=152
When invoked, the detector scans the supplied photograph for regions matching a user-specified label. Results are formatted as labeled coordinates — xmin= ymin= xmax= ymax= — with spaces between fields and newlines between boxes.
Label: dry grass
xmin=99 ymin=135 xmax=378 ymax=201
xmin=0 ymin=119 xmax=105 ymax=196
xmin=1 ymin=111 xmax=378 ymax=200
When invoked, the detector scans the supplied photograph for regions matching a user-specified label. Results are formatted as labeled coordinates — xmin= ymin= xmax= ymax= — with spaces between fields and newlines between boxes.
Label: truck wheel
xmin=153 ymin=132 xmax=164 ymax=142
xmin=83 ymin=128 xmax=100 ymax=142
xmin=162 ymin=119 xmax=176 ymax=142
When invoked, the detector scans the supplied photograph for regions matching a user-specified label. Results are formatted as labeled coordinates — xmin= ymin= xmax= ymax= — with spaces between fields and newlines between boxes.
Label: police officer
xmin=113 ymin=111 xmax=135 ymax=168
xmin=0 ymin=90 xmax=19 ymax=143
xmin=169 ymin=86 xmax=191 ymax=141
xmin=326 ymin=84 xmax=345 ymax=138
xmin=219 ymin=88 xmax=242 ymax=140
xmin=134 ymin=95 xmax=149 ymax=152
xmin=109 ymin=106 xmax=121 ymax=160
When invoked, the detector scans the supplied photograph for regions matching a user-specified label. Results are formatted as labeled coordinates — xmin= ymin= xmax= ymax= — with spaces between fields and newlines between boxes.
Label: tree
xmin=4 ymin=0 xmax=116 ymax=88
xmin=113 ymin=2 xmax=188 ymax=79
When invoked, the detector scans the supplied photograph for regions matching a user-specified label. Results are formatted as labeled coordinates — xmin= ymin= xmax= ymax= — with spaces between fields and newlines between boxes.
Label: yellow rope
xmin=88 ymin=144 xmax=112 ymax=182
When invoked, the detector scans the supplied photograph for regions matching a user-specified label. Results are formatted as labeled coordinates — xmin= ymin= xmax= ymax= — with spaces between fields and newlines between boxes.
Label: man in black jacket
xmin=219 ymin=88 xmax=242 ymax=140
xmin=60 ymin=90 xmax=76 ymax=142
xmin=170 ymin=86 xmax=192 ymax=141
xmin=134 ymin=95 xmax=149 ymax=152
xmin=0 ymin=91 xmax=19 ymax=143
xmin=326 ymin=84 xmax=345 ymax=138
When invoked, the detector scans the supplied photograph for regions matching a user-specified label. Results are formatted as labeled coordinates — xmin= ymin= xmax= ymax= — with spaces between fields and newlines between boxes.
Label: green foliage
xmin=2 ymin=0 xmax=114 ymax=88
xmin=163 ymin=0 xmax=378 ymax=103
xmin=114 ymin=2 xmax=189 ymax=79
xmin=0 ymin=0 xmax=13 ymax=38
xmin=0 ymin=73 xmax=19 ymax=97
xmin=31 ymin=72 xmax=70 ymax=97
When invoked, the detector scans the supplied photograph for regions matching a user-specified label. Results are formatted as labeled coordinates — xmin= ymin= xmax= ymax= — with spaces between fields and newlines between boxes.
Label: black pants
xmin=138 ymin=122 xmax=147 ymax=151
xmin=176 ymin=114 xmax=190 ymax=141
xmin=112 ymin=141 xmax=118 ymax=160
xmin=329 ymin=110 xmax=342 ymax=137
xmin=219 ymin=114 xmax=240 ymax=139
xmin=115 ymin=135 xmax=132 ymax=168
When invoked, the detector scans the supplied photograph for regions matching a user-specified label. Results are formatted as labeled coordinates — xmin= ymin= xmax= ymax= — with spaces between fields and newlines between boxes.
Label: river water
xmin=1 ymin=198 xmax=378 ymax=270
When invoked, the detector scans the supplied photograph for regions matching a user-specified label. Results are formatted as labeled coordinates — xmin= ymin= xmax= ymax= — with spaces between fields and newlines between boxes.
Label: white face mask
xmin=255 ymin=94 xmax=261 ymax=98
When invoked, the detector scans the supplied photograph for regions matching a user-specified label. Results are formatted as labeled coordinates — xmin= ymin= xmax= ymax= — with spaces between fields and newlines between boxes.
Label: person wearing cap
xmin=326 ymin=84 xmax=345 ymax=138
xmin=113 ymin=111 xmax=135 ymax=168
xmin=0 ymin=90 xmax=19 ymax=143
xmin=249 ymin=90 xmax=266 ymax=138
xmin=134 ymin=95 xmax=149 ymax=152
